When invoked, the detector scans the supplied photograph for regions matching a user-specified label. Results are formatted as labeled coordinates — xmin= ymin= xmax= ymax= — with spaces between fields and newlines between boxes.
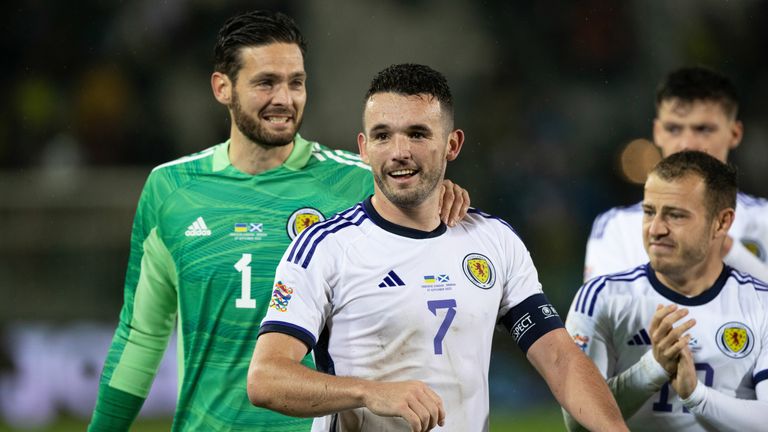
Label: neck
xmin=654 ymin=256 xmax=724 ymax=297
xmin=228 ymin=128 xmax=294 ymax=175
xmin=370 ymin=190 xmax=441 ymax=232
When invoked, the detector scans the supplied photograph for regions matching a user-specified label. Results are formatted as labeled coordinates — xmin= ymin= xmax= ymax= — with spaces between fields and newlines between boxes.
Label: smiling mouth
xmin=264 ymin=116 xmax=292 ymax=124
xmin=388 ymin=169 xmax=419 ymax=179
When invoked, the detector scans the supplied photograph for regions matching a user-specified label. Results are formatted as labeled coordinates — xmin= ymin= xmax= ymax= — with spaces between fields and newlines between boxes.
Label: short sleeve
xmin=258 ymin=236 xmax=336 ymax=352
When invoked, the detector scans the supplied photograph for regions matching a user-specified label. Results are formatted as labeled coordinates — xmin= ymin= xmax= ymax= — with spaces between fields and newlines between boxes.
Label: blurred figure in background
xmin=584 ymin=66 xmax=768 ymax=283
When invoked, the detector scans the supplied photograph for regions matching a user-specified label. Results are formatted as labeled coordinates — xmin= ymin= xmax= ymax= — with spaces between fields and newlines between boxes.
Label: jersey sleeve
xmin=584 ymin=210 xmax=633 ymax=282
xmin=89 ymin=171 xmax=178 ymax=431
xmin=724 ymin=240 xmax=768 ymax=282
xmin=495 ymin=228 xmax=564 ymax=353
xmin=258 ymin=234 xmax=336 ymax=351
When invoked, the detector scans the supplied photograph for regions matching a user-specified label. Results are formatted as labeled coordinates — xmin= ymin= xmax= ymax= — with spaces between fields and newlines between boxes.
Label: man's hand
xmin=363 ymin=380 xmax=445 ymax=432
xmin=670 ymin=338 xmax=698 ymax=399
xmin=438 ymin=180 xmax=470 ymax=227
xmin=649 ymin=304 xmax=696 ymax=375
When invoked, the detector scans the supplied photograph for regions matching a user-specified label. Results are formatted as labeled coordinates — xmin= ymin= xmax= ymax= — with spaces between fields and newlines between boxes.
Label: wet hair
xmin=214 ymin=10 xmax=307 ymax=83
xmin=650 ymin=150 xmax=737 ymax=217
xmin=365 ymin=63 xmax=454 ymax=120
xmin=655 ymin=66 xmax=739 ymax=119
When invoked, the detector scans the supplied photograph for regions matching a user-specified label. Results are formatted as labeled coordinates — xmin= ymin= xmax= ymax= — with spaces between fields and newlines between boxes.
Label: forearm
xmin=607 ymin=350 xmax=669 ymax=418
xmin=555 ymin=353 xmax=627 ymax=431
xmin=530 ymin=330 xmax=627 ymax=432
xmin=682 ymin=382 xmax=768 ymax=431
xmin=248 ymin=356 xmax=368 ymax=417
xmin=87 ymin=383 xmax=145 ymax=431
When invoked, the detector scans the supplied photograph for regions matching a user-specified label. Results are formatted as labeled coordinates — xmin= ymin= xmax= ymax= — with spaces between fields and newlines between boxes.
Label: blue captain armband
xmin=499 ymin=293 xmax=564 ymax=354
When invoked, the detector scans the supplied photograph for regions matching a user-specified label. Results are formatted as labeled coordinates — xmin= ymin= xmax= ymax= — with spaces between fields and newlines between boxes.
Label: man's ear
xmin=445 ymin=129 xmax=465 ymax=161
xmin=357 ymin=132 xmax=369 ymax=164
xmin=713 ymin=207 xmax=735 ymax=238
xmin=729 ymin=120 xmax=743 ymax=151
xmin=211 ymin=72 xmax=233 ymax=105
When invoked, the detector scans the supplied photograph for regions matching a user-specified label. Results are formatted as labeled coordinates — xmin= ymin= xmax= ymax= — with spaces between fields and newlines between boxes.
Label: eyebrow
xmin=248 ymin=71 xmax=306 ymax=83
xmin=642 ymin=203 xmax=690 ymax=213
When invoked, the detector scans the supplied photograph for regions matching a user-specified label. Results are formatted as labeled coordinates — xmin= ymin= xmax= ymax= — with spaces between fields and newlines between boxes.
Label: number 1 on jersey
xmin=234 ymin=254 xmax=256 ymax=308
xmin=427 ymin=299 xmax=457 ymax=355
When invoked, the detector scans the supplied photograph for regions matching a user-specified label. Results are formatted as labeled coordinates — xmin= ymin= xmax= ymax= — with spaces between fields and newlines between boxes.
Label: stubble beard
xmin=650 ymin=233 xmax=710 ymax=277
xmin=373 ymin=164 xmax=444 ymax=209
xmin=230 ymin=90 xmax=301 ymax=148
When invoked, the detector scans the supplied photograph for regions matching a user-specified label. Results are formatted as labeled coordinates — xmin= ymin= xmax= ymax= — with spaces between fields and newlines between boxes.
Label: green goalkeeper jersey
xmin=89 ymin=135 xmax=372 ymax=431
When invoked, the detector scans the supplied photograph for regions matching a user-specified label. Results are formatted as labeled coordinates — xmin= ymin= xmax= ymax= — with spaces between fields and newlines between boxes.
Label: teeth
xmin=266 ymin=117 xmax=289 ymax=123
xmin=390 ymin=169 xmax=416 ymax=176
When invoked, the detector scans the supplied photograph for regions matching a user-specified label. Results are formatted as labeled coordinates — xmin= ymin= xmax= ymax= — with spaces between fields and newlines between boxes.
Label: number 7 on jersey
xmin=428 ymin=299 xmax=457 ymax=355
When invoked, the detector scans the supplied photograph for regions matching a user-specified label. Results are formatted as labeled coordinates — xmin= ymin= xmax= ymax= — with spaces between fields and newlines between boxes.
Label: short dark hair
xmin=655 ymin=66 xmax=739 ymax=119
xmin=650 ymin=150 xmax=737 ymax=217
xmin=214 ymin=10 xmax=307 ymax=83
xmin=365 ymin=63 xmax=454 ymax=120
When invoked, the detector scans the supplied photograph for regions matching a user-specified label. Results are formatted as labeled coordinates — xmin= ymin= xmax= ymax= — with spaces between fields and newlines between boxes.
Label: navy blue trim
xmin=287 ymin=204 xmax=363 ymax=263
xmin=647 ymin=263 xmax=730 ymax=306
xmin=259 ymin=321 xmax=317 ymax=351
xmin=287 ymin=205 xmax=368 ymax=268
xmin=754 ymin=369 xmax=768 ymax=386
xmin=362 ymin=196 xmax=446 ymax=239
xmin=574 ymin=265 xmax=646 ymax=316
xmin=314 ymin=326 xmax=335 ymax=375
xmin=730 ymin=269 xmax=768 ymax=291
xmin=499 ymin=293 xmax=564 ymax=354
xmin=467 ymin=207 xmax=517 ymax=233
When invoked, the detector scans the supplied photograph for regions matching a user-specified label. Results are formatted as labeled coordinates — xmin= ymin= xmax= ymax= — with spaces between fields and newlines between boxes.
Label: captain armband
xmin=499 ymin=293 xmax=564 ymax=354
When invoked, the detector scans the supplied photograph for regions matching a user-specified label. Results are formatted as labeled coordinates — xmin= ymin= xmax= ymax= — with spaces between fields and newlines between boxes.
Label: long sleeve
xmin=681 ymin=380 xmax=768 ymax=431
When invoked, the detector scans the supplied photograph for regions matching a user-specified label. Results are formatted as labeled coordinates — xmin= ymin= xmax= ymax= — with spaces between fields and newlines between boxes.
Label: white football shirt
xmin=584 ymin=193 xmax=768 ymax=281
xmin=566 ymin=263 xmax=768 ymax=431
xmin=260 ymin=198 xmax=564 ymax=432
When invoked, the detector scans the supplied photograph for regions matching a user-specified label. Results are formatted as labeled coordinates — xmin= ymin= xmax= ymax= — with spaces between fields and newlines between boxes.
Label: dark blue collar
xmin=362 ymin=196 xmax=446 ymax=239
xmin=645 ymin=262 xmax=731 ymax=306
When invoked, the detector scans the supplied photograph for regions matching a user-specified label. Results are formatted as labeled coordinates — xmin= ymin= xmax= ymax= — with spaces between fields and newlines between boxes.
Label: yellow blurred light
xmin=620 ymin=138 xmax=661 ymax=184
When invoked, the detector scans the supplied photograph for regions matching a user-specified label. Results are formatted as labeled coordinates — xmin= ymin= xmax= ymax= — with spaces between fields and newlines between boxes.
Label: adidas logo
xmin=185 ymin=217 xmax=212 ymax=237
xmin=378 ymin=270 xmax=405 ymax=288
xmin=627 ymin=328 xmax=652 ymax=346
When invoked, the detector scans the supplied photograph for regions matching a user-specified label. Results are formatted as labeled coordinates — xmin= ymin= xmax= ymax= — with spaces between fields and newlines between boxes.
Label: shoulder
xmin=284 ymin=202 xmax=370 ymax=269
xmin=307 ymin=140 xmax=371 ymax=174
xmin=135 ymin=144 xmax=222 ymax=217
xmin=728 ymin=267 xmax=768 ymax=298
xmin=461 ymin=208 xmax=525 ymax=243
xmin=588 ymin=202 xmax=643 ymax=240
xmin=571 ymin=265 xmax=649 ymax=316
xmin=150 ymin=144 xmax=219 ymax=176
xmin=736 ymin=192 xmax=768 ymax=213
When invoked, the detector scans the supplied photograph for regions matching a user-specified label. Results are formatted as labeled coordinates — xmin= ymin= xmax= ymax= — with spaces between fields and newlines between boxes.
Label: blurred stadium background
xmin=2 ymin=1 xmax=767 ymax=430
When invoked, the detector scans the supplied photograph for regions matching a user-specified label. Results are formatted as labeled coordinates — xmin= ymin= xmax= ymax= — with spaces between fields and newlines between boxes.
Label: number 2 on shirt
xmin=428 ymin=299 xmax=457 ymax=355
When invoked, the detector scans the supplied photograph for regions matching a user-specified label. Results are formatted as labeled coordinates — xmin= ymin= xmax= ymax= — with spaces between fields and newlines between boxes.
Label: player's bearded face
xmin=643 ymin=174 xmax=715 ymax=275
xmin=231 ymin=84 xmax=303 ymax=148
xmin=228 ymin=43 xmax=306 ymax=148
